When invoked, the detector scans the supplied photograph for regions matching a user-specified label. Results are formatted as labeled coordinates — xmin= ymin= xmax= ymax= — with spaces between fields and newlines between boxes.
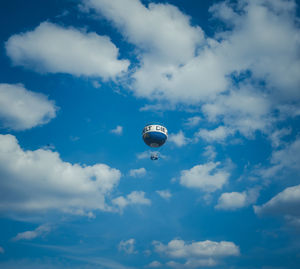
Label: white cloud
xmin=118 ymin=239 xmax=137 ymax=254
xmin=259 ymin=137 xmax=300 ymax=179
xmin=202 ymin=146 xmax=217 ymax=160
xmin=129 ymin=167 xmax=146 ymax=178
xmin=6 ymin=22 xmax=129 ymax=80
xmin=254 ymin=184 xmax=300 ymax=217
xmin=180 ymin=162 xmax=230 ymax=192
xmin=83 ymin=0 xmax=204 ymax=64
xmin=169 ymin=131 xmax=189 ymax=147
xmin=153 ymin=239 xmax=239 ymax=267
xmin=112 ymin=191 xmax=151 ymax=211
xmin=269 ymin=128 xmax=292 ymax=148
xmin=184 ymin=116 xmax=201 ymax=127
xmin=216 ymin=188 xmax=260 ymax=211
xmin=156 ymin=190 xmax=172 ymax=201
xmin=12 ymin=224 xmax=52 ymax=241
xmin=195 ymin=126 xmax=235 ymax=143
xmin=83 ymin=0 xmax=300 ymax=138
xmin=0 ymin=134 xmax=121 ymax=216
xmin=110 ymin=125 xmax=123 ymax=135
xmin=0 ymin=83 xmax=57 ymax=130
xmin=215 ymin=192 xmax=246 ymax=211
xmin=0 ymin=246 xmax=4 ymax=254
xmin=84 ymin=0 xmax=299 ymax=102
xmin=166 ymin=259 xmax=217 ymax=268
xmin=147 ymin=261 xmax=162 ymax=268
xmin=136 ymin=151 xmax=149 ymax=160
xmin=201 ymin=85 xmax=273 ymax=137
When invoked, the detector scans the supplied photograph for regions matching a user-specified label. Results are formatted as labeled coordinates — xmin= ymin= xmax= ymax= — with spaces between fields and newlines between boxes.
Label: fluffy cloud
xmin=0 ymin=83 xmax=57 ymax=130
xmin=156 ymin=190 xmax=172 ymax=201
xmin=129 ymin=168 xmax=146 ymax=178
xmin=168 ymin=131 xmax=189 ymax=147
xmin=12 ymin=224 xmax=51 ymax=241
xmin=84 ymin=0 xmax=299 ymax=100
xmin=153 ymin=239 xmax=239 ymax=267
xmin=0 ymin=134 xmax=121 ymax=216
xmin=215 ymin=188 xmax=260 ymax=211
xmin=112 ymin=191 xmax=151 ymax=211
xmin=180 ymin=162 xmax=230 ymax=192
xmin=216 ymin=192 xmax=247 ymax=211
xmin=83 ymin=0 xmax=203 ymax=63
xmin=6 ymin=22 xmax=129 ymax=79
xmin=83 ymin=0 xmax=300 ymax=137
xmin=118 ymin=239 xmax=137 ymax=254
xmin=110 ymin=125 xmax=123 ymax=135
xmin=254 ymin=184 xmax=300 ymax=218
xmin=201 ymin=85 xmax=272 ymax=137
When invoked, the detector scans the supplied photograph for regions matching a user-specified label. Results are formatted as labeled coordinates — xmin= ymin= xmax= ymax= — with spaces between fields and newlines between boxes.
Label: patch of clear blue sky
xmin=0 ymin=0 xmax=300 ymax=268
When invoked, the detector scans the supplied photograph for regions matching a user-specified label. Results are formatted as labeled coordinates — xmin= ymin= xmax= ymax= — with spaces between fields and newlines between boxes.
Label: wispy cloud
xmin=168 ymin=131 xmax=189 ymax=147
xmin=129 ymin=168 xmax=146 ymax=178
xmin=156 ymin=190 xmax=172 ymax=201
xmin=110 ymin=125 xmax=123 ymax=135
xmin=12 ymin=224 xmax=52 ymax=241
xmin=118 ymin=239 xmax=137 ymax=254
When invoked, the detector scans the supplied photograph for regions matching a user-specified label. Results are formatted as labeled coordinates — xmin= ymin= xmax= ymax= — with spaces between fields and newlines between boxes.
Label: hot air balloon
xmin=142 ymin=123 xmax=168 ymax=160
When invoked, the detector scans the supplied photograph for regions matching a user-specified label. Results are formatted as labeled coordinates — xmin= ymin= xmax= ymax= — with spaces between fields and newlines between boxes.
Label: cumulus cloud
xmin=156 ymin=190 xmax=172 ymax=201
xmin=12 ymin=224 xmax=52 ymax=241
xmin=153 ymin=239 xmax=239 ymax=267
xmin=254 ymin=184 xmax=300 ymax=218
xmin=6 ymin=22 xmax=129 ymax=79
xmin=110 ymin=125 xmax=123 ymax=135
xmin=129 ymin=168 xmax=146 ymax=178
xmin=201 ymin=85 xmax=273 ymax=137
xmin=0 ymin=134 xmax=121 ymax=216
xmin=0 ymin=83 xmax=57 ymax=130
xmin=112 ymin=191 xmax=151 ymax=211
xmin=216 ymin=187 xmax=260 ymax=211
xmin=180 ymin=162 xmax=230 ymax=192
xmin=216 ymin=192 xmax=247 ymax=211
xmin=118 ymin=239 xmax=137 ymax=254
xmin=168 ymin=131 xmax=189 ymax=147
xmin=83 ymin=0 xmax=300 ymax=137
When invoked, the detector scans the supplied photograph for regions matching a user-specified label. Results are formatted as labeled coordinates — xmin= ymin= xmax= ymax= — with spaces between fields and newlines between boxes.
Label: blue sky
xmin=0 ymin=0 xmax=300 ymax=268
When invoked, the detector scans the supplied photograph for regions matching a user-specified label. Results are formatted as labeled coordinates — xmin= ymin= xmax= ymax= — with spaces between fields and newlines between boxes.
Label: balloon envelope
xmin=142 ymin=124 xmax=168 ymax=148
